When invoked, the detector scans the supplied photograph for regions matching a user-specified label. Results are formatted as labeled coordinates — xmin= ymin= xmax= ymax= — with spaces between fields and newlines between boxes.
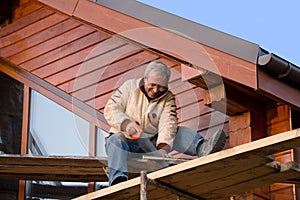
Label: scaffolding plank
xmin=73 ymin=128 xmax=300 ymax=200
xmin=0 ymin=154 xmax=162 ymax=182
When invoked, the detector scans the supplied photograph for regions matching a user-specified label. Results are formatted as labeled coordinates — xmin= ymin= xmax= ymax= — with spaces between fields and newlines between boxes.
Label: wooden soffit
xmin=37 ymin=0 xmax=257 ymax=89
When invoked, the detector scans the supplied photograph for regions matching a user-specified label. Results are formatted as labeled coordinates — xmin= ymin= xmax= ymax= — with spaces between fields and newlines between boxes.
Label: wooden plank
xmin=58 ymin=44 xmax=142 ymax=93
xmin=72 ymin=51 xmax=159 ymax=101
xmin=0 ymin=13 xmax=68 ymax=48
xmin=9 ymin=25 xmax=95 ymax=65
xmin=0 ymin=18 xmax=81 ymax=58
xmin=43 ymin=46 xmax=98 ymax=84
xmin=0 ymin=154 xmax=107 ymax=181
xmin=0 ymin=7 xmax=54 ymax=38
xmin=14 ymin=1 xmax=42 ymax=20
xmin=27 ymin=31 xmax=110 ymax=73
xmin=73 ymin=128 xmax=300 ymax=200
xmin=0 ymin=154 xmax=164 ymax=182
xmin=258 ymin=68 xmax=300 ymax=110
xmin=44 ymin=37 xmax=126 ymax=84
xmin=202 ymin=161 xmax=300 ymax=200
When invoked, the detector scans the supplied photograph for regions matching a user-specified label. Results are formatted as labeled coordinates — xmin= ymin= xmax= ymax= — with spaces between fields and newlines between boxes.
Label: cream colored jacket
xmin=104 ymin=78 xmax=178 ymax=148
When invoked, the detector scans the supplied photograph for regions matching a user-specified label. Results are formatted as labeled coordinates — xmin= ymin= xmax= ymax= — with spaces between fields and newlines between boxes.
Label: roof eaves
xmin=94 ymin=0 xmax=260 ymax=64
xmin=258 ymin=52 xmax=300 ymax=89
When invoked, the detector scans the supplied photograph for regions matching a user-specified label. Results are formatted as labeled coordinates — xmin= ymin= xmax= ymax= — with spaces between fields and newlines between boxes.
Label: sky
xmin=137 ymin=0 xmax=300 ymax=66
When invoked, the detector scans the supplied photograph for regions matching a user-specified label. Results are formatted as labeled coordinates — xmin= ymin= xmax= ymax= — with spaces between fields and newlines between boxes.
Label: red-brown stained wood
xmin=9 ymin=25 xmax=95 ymax=66
xmin=0 ymin=18 xmax=81 ymax=58
xmin=29 ymin=31 xmax=110 ymax=75
xmin=38 ymin=0 xmax=79 ymax=16
xmin=72 ymin=51 xmax=159 ymax=101
xmin=42 ymin=45 xmax=100 ymax=82
xmin=58 ymin=44 xmax=143 ymax=93
xmin=14 ymin=1 xmax=42 ymax=20
xmin=0 ymin=7 xmax=54 ymax=38
xmin=43 ymin=37 xmax=127 ymax=84
xmin=0 ymin=13 xmax=68 ymax=48
xmin=267 ymin=103 xmax=295 ymax=200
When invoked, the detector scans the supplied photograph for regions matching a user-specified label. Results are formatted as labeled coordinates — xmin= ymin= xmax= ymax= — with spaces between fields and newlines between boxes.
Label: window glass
xmin=96 ymin=128 xmax=109 ymax=157
xmin=29 ymin=90 xmax=89 ymax=156
xmin=26 ymin=90 xmax=89 ymax=199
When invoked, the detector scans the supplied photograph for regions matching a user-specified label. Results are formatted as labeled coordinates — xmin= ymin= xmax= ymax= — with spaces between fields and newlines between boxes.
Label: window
xmin=26 ymin=90 xmax=90 ymax=199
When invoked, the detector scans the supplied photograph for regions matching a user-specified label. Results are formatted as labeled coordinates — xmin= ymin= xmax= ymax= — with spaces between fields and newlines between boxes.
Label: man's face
xmin=144 ymin=70 xmax=168 ymax=99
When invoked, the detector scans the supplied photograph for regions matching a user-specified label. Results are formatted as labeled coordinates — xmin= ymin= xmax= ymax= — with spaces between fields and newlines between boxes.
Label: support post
xmin=140 ymin=171 xmax=147 ymax=200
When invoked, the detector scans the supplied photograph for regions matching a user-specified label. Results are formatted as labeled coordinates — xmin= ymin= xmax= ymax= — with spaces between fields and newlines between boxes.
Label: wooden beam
xmin=0 ymin=154 xmax=164 ymax=182
xmin=0 ymin=154 xmax=108 ymax=182
xmin=18 ymin=85 xmax=30 ymax=200
xmin=258 ymin=68 xmax=300 ymax=112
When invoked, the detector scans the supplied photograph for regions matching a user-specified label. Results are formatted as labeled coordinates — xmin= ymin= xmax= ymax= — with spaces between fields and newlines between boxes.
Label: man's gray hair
xmin=144 ymin=61 xmax=171 ymax=81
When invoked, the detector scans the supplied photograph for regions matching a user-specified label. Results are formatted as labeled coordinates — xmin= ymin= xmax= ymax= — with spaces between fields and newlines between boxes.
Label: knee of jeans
xmin=107 ymin=133 xmax=126 ymax=145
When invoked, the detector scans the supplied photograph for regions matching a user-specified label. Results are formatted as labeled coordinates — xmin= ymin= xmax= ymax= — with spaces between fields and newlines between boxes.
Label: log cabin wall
xmin=267 ymin=103 xmax=295 ymax=200
xmin=229 ymin=111 xmax=270 ymax=200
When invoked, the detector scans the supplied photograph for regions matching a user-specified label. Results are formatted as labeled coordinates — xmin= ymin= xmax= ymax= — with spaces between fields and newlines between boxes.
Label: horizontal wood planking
xmin=72 ymin=51 xmax=159 ymax=101
xmin=0 ymin=13 xmax=68 ymax=48
xmin=28 ymin=31 xmax=111 ymax=74
xmin=0 ymin=18 xmax=81 ymax=58
xmin=57 ymin=45 xmax=142 ymax=93
xmin=14 ymin=1 xmax=43 ymax=20
xmin=9 ymin=25 xmax=96 ymax=66
xmin=0 ymin=7 xmax=54 ymax=38
xmin=39 ymin=37 xmax=126 ymax=81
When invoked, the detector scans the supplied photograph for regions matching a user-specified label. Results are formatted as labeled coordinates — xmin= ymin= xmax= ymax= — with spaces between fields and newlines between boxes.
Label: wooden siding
xmin=0 ymin=1 xmax=228 ymax=138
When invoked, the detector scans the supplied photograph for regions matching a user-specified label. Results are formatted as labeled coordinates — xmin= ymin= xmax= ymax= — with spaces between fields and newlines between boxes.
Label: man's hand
xmin=125 ymin=121 xmax=142 ymax=140
xmin=158 ymin=149 xmax=169 ymax=158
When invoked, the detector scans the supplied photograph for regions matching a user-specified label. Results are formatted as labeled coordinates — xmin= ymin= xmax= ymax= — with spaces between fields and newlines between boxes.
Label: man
xmin=104 ymin=61 xmax=226 ymax=186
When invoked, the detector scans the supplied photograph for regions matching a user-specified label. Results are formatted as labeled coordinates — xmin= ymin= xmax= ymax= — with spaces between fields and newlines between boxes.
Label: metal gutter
xmin=94 ymin=0 xmax=260 ymax=64
xmin=258 ymin=53 xmax=300 ymax=88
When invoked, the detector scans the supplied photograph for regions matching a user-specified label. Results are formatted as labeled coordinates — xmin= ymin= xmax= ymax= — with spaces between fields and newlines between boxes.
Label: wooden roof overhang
xmin=38 ymin=0 xmax=258 ymax=89
xmin=37 ymin=0 xmax=300 ymax=116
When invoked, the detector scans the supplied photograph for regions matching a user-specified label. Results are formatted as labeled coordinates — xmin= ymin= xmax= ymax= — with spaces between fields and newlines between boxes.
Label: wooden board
xmin=73 ymin=128 xmax=300 ymax=200
xmin=0 ymin=154 xmax=163 ymax=182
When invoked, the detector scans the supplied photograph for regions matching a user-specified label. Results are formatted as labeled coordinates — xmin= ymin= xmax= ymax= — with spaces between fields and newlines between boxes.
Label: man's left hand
xmin=158 ymin=149 xmax=169 ymax=158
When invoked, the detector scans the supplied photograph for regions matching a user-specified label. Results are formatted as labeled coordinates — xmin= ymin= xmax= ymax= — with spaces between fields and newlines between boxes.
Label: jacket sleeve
xmin=104 ymin=80 xmax=132 ymax=132
xmin=156 ymin=93 xmax=178 ymax=149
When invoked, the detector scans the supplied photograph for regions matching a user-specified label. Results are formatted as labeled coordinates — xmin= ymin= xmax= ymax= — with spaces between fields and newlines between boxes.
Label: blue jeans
xmin=105 ymin=126 xmax=203 ymax=185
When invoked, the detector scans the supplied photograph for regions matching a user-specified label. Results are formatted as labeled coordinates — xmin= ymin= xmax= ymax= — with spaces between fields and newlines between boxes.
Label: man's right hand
xmin=125 ymin=121 xmax=142 ymax=140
